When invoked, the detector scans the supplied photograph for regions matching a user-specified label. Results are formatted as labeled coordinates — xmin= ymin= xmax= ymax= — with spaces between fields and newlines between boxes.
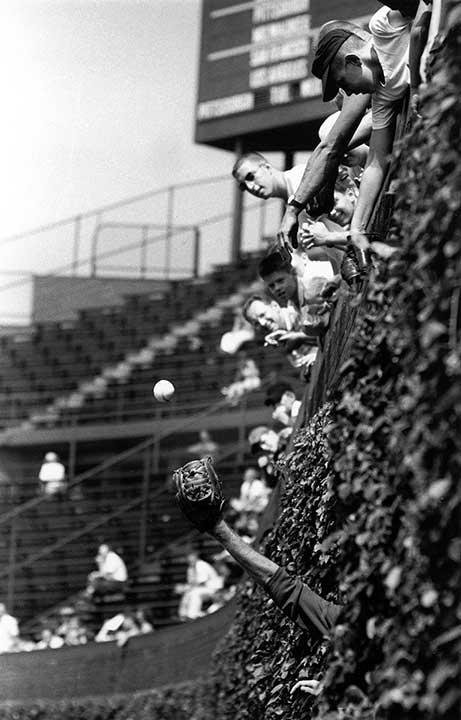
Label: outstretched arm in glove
xmin=174 ymin=457 xmax=342 ymax=638
xmin=212 ymin=518 xmax=278 ymax=586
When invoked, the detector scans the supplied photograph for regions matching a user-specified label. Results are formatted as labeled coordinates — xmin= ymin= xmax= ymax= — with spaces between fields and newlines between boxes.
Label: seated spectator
xmin=230 ymin=467 xmax=271 ymax=515
xmin=264 ymin=381 xmax=302 ymax=428
xmin=38 ymin=452 xmax=66 ymax=498
xmin=36 ymin=627 xmax=64 ymax=650
xmin=95 ymin=611 xmax=140 ymax=646
xmin=186 ymin=430 xmax=219 ymax=461
xmin=134 ymin=608 xmax=154 ymax=634
xmin=63 ymin=616 xmax=88 ymax=646
xmin=176 ymin=551 xmax=224 ymax=621
xmin=56 ymin=608 xmax=88 ymax=646
xmin=86 ymin=543 xmax=128 ymax=599
xmin=221 ymin=354 xmax=261 ymax=405
xmin=0 ymin=603 xmax=19 ymax=653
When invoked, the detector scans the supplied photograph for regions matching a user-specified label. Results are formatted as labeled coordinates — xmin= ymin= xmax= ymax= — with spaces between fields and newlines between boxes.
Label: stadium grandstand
xmin=0 ymin=1 xmax=459 ymax=720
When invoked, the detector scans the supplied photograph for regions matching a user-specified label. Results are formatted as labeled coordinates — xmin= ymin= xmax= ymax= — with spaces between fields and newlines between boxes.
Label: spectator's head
xmin=312 ymin=21 xmax=376 ymax=101
xmin=97 ymin=543 xmax=110 ymax=559
xmin=243 ymin=467 xmax=259 ymax=483
xmin=199 ymin=429 xmax=211 ymax=443
xmin=187 ymin=550 xmax=199 ymax=564
xmin=0 ymin=603 xmax=6 ymax=616
xmin=258 ymin=251 xmax=297 ymax=306
xmin=232 ymin=152 xmax=286 ymax=200
xmin=330 ymin=171 xmax=359 ymax=227
xmin=242 ymin=295 xmax=283 ymax=333
xmin=44 ymin=452 xmax=59 ymax=463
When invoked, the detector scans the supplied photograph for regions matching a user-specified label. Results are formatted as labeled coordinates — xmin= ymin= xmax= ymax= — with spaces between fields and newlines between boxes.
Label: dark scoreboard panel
xmin=195 ymin=0 xmax=376 ymax=151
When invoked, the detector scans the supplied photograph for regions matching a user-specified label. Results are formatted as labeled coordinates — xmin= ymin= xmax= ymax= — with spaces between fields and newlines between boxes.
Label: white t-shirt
xmin=39 ymin=461 xmax=65 ymax=482
xmin=0 ymin=613 xmax=18 ymax=653
xmin=99 ymin=551 xmax=128 ymax=582
xmin=283 ymin=165 xmax=305 ymax=196
xmin=188 ymin=559 xmax=223 ymax=593
xmin=369 ymin=7 xmax=411 ymax=130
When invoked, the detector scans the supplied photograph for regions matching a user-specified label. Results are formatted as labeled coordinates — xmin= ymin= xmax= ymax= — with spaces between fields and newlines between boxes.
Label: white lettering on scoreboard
xmin=250 ymin=37 xmax=309 ymax=68
xmin=198 ymin=0 xmax=325 ymax=121
xmin=250 ymin=58 xmax=308 ymax=89
xmin=252 ymin=0 xmax=310 ymax=24
xmin=197 ymin=92 xmax=254 ymax=120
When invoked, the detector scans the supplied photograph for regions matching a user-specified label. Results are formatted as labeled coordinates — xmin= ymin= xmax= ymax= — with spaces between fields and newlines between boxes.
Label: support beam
xmin=231 ymin=138 xmax=244 ymax=264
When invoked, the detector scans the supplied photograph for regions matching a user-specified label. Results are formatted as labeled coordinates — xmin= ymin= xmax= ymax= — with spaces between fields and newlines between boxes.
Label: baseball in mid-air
xmin=153 ymin=379 xmax=175 ymax=402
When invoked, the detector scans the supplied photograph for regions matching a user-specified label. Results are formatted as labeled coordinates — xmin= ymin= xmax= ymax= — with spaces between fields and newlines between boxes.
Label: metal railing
xmin=0 ymin=380 xmax=266 ymax=611
xmin=0 ymin=173 xmax=280 ymax=324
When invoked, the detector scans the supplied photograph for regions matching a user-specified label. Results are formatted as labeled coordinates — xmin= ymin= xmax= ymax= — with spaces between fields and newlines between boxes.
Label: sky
xmin=0 ymin=0 xmax=267 ymax=321
xmin=0 ymin=0 xmax=231 ymax=235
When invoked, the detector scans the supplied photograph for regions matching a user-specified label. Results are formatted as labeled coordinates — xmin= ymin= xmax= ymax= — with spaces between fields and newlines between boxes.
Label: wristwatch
xmin=287 ymin=194 xmax=304 ymax=212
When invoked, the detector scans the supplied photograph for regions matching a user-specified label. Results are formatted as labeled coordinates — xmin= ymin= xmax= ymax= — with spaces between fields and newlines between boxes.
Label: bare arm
xmin=350 ymin=125 xmax=394 ymax=234
xmin=211 ymin=518 xmax=279 ymax=586
xmin=410 ymin=2 xmax=432 ymax=91
xmin=277 ymin=94 xmax=370 ymax=248
xmin=295 ymin=94 xmax=371 ymax=205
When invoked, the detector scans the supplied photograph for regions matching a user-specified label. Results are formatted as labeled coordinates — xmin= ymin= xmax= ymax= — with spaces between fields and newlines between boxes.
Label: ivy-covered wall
xmin=201 ymin=7 xmax=461 ymax=717
xmin=2 ymin=5 xmax=460 ymax=720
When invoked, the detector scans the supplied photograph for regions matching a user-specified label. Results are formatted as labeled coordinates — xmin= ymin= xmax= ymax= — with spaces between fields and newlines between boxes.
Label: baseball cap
xmin=312 ymin=21 xmax=367 ymax=102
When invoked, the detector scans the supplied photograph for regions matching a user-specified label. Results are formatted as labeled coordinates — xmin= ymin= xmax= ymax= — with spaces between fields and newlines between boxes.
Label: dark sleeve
xmin=265 ymin=567 xmax=342 ymax=638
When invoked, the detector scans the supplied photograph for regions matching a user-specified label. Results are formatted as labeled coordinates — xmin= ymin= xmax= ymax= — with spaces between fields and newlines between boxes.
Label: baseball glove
xmin=173 ymin=456 xmax=225 ymax=532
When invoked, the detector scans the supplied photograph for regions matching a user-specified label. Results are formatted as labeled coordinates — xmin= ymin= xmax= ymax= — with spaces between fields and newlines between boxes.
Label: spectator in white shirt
xmin=0 ymin=603 xmax=19 ymax=653
xmin=177 ymin=552 xmax=224 ymax=620
xmin=310 ymin=4 xmax=427 ymax=244
xmin=230 ymin=467 xmax=271 ymax=515
xmin=38 ymin=452 xmax=66 ymax=498
xmin=36 ymin=628 xmax=64 ymax=650
xmin=86 ymin=543 xmax=128 ymax=598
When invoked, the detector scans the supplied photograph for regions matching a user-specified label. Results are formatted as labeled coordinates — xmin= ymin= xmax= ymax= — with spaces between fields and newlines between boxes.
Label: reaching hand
xmin=277 ymin=206 xmax=300 ymax=250
xmin=264 ymin=330 xmax=285 ymax=346
xmin=299 ymin=220 xmax=331 ymax=248
xmin=273 ymin=330 xmax=309 ymax=352
xmin=290 ymin=678 xmax=323 ymax=696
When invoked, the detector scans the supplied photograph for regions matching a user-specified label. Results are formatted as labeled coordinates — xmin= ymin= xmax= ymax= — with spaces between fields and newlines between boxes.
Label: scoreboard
xmin=195 ymin=0 xmax=375 ymax=151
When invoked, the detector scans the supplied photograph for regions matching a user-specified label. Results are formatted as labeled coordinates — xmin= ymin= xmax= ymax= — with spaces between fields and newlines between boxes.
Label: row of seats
xmin=0 ymin=253 xmax=267 ymax=429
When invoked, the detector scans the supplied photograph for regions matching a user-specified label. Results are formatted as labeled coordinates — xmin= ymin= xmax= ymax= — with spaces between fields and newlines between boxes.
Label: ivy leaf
xmin=420 ymin=320 xmax=446 ymax=348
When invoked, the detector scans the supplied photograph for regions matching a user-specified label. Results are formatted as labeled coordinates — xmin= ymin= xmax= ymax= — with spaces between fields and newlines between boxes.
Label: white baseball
xmin=153 ymin=379 xmax=175 ymax=402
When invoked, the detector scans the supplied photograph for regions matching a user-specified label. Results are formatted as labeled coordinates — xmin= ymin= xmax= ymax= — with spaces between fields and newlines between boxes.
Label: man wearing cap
xmin=277 ymin=2 xmax=429 ymax=249
xmin=307 ymin=3 xmax=427 ymax=243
